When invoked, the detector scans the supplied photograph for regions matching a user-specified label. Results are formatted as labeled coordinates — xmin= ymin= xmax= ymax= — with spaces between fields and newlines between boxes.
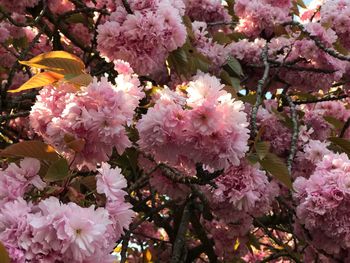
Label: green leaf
xmin=333 ymin=40 xmax=349 ymax=56
xmin=324 ymin=116 xmax=344 ymax=130
xmin=65 ymin=13 xmax=90 ymax=24
xmin=227 ymin=32 xmax=245 ymax=41
xmin=329 ymin=137 xmax=350 ymax=155
xmin=0 ymin=242 xmax=10 ymax=263
xmin=167 ymin=39 xmax=211 ymax=76
xmin=64 ymin=73 xmax=93 ymax=86
xmin=238 ymin=93 xmax=257 ymax=104
xmin=255 ymin=141 xmax=270 ymax=160
xmin=167 ymin=47 xmax=188 ymax=75
xmin=182 ymin=16 xmax=195 ymax=40
xmin=45 ymin=158 xmax=69 ymax=182
xmin=0 ymin=141 xmax=60 ymax=162
xmin=247 ymin=153 xmax=259 ymax=164
xmin=247 ymin=233 xmax=260 ymax=250
xmin=220 ymin=70 xmax=241 ymax=91
xmin=212 ymin=32 xmax=231 ymax=45
xmin=294 ymin=92 xmax=317 ymax=101
xmin=80 ymin=176 xmax=97 ymax=191
xmin=259 ymin=152 xmax=292 ymax=189
xmin=12 ymin=36 xmax=28 ymax=50
xmin=223 ymin=57 xmax=244 ymax=78
xmin=296 ymin=0 xmax=307 ymax=8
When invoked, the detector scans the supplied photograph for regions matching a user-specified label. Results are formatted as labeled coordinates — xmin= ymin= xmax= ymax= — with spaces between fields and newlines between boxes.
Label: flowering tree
xmin=1 ymin=0 xmax=350 ymax=262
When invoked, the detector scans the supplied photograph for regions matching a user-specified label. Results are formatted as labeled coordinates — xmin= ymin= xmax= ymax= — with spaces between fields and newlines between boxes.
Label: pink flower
xmin=0 ymin=158 xmax=44 ymax=206
xmin=96 ymin=162 xmax=128 ymax=200
xmin=24 ymin=197 xmax=116 ymax=262
xmin=137 ymin=72 xmax=249 ymax=170
xmin=208 ymin=160 xmax=279 ymax=214
xmin=0 ymin=0 xmax=38 ymax=13
xmin=234 ymin=0 xmax=292 ymax=38
xmin=106 ymin=200 xmax=135 ymax=238
xmin=97 ymin=0 xmax=187 ymax=75
xmin=303 ymin=139 xmax=331 ymax=164
xmin=30 ymin=70 xmax=144 ymax=170
xmin=294 ymin=153 xmax=350 ymax=256
xmin=0 ymin=198 xmax=32 ymax=263
xmin=185 ymin=0 xmax=231 ymax=25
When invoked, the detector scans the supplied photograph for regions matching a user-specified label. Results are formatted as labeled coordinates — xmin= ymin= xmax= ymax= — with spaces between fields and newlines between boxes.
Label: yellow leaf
xmin=233 ymin=238 xmax=240 ymax=251
xmin=0 ymin=242 xmax=10 ymax=263
xmin=19 ymin=51 xmax=85 ymax=75
xmin=114 ymin=245 xmax=122 ymax=253
xmin=8 ymin=71 xmax=63 ymax=93
xmin=0 ymin=140 xmax=60 ymax=162
xmin=144 ymin=249 xmax=152 ymax=262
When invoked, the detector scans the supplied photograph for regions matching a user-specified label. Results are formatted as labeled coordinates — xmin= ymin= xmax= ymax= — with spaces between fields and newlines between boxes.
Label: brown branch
xmin=190 ymin=211 xmax=217 ymax=263
xmin=293 ymin=94 xmax=348 ymax=105
xmin=170 ymin=200 xmax=191 ymax=263
xmin=121 ymin=0 xmax=133 ymax=14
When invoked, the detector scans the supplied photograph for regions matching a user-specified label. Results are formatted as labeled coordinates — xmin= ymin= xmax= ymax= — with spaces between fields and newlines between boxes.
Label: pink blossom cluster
xmin=136 ymin=72 xmax=249 ymax=171
xmin=292 ymin=139 xmax=331 ymax=179
xmin=256 ymin=105 xmax=293 ymax=157
xmin=201 ymin=161 xmax=278 ymax=260
xmin=30 ymin=62 xmax=144 ymax=170
xmin=0 ymin=160 xmax=134 ymax=262
xmin=192 ymin=21 xmax=231 ymax=70
xmin=207 ymin=160 xmax=279 ymax=216
xmin=68 ymin=23 xmax=92 ymax=46
xmin=0 ymin=0 xmax=38 ymax=13
xmin=97 ymin=0 xmax=187 ymax=76
xmin=230 ymin=29 xmax=347 ymax=92
xmin=234 ymin=0 xmax=292 ymax=38
xmin=276 ymin=38 xmax=347 ymax=92
xmin=294 ymin=153 xmax=350 ymax=257
xmin=303 ymin=100 xmax=350 ymax=141
xmin=184 ymin=0 xmax=231 ymax=25
xmin=0 ymin=158 xmax=44 ymax=208
xmin=229 ymin=38 xmax=266 ymax=64
xmin=1 ymin=197 xmax=117 ymax=263
xmin=138 ymin=155 xmax=191 ymax=201
xmin=247 ymin=100 xmax=315 ymax=159
xmin=203 ymin=217 xmax=251 ymax=260
xmin=320 ymin=0 xmax=350 ymax=49
xmin=96 ymin=162 xmax=135 ymax=235
xmin=47 ymin=0 xmax=75 ymax=14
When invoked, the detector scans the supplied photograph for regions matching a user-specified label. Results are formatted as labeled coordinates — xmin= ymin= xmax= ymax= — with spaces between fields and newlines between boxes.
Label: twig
xmin=250 ymin=43 xmax=270 ymax=139
xmin=283 ymin=21 xmax=350 ymax=62
xmin=0 ymin=111 xmax=30 ymax=122
xmin=340 ymin=117 xmax=350 ymax=138
xmin=159 ymin=163 xmax=222 ymax=186
xmin=281 ymin=94 xmax=299 ymax=174
xmin=293 ymin=94 xmax=348 ymax=105
xmin=207 ymin=21 xmax=237 ymax=27
xmin=120 ymin=232 xmax=130 ymax=263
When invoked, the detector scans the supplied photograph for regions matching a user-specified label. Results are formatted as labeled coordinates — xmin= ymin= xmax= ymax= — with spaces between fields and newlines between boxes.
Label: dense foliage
xmin=0 ymin=0 xmax=350 ymax=262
